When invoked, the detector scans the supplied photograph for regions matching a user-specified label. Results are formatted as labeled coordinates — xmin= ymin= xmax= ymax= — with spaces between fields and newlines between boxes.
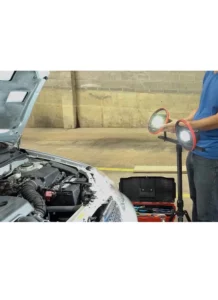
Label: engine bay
xmin=0 ymin=144 xmax=95 ymax=222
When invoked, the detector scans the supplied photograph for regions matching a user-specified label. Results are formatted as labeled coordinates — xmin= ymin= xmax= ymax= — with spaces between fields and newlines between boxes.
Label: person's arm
xmin=184 ymin=109 xmax=198 ymax=121
xmin=189 ymin=114 xmax=218 ymax=131
xmin=161 ymin=109 xmax=198 ymax=132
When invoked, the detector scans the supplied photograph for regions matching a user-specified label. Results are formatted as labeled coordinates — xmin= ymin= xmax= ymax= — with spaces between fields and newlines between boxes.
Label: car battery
xmin=119 ymin=176 xmax=176 ymax=222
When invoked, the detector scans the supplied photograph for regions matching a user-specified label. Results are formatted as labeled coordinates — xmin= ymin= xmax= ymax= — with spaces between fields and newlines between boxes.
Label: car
xmin=0 ymin=71 xmax=137 ymax=222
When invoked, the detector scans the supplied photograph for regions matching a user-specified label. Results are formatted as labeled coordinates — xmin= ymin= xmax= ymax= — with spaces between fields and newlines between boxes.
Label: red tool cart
xmin=119 ymin=176 xmax=176 ymax=222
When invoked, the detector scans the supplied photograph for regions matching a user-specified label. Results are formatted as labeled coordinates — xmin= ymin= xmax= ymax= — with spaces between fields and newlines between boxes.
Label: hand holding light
xmin=148 ymin=108 xmax=201 ymax=151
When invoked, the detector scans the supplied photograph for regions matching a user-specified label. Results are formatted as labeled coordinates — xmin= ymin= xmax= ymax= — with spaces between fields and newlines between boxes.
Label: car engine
xmin=0 ymin=154 xmax=95 ymax=222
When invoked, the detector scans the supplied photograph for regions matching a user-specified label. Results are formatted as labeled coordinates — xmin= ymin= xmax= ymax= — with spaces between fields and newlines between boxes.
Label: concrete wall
xmin=27 ymin=71 xmax=205 ymax=128
xmin=76 ymin=71 xmax=204 ymax=94
xmin=27 ymin=71 xmax=77 ymax=129
xmin=76 ymin=71 xmax=204 ymax=128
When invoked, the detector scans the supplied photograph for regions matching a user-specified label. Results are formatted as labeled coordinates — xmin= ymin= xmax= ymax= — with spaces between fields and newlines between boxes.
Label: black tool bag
xmin=119 ymin=176 xmax=176 ymax=203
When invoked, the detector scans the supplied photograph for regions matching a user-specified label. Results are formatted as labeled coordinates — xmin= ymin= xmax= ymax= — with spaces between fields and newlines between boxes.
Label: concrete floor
xmin=22 ymin=128 xmax=188 ymax=168
xmin=22 ymin=128 xmax=192 ymax=220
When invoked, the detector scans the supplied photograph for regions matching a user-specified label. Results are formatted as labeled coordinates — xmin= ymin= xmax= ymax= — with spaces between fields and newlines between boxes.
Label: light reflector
xmin=148 ymin=108 xmax=170 ymax=135
xmin=151 ymin=115 xmax=165 ymax=129
xmin=179 ymin=130 xmax=191 ymax=142
xmin=175 ymin=119 xmax=197 ymax=151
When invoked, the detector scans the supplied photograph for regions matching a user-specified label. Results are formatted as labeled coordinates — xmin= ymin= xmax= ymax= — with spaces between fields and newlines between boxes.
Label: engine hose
xmin=21 ymin=180 xmax=46 ymax=217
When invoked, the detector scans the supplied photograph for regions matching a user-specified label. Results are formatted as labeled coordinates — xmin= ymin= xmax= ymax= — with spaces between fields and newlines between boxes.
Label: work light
xmin=175 ymin=119 xmax=200 ymax=151
xmin=148 ymin=108 xmax=170 ymax=134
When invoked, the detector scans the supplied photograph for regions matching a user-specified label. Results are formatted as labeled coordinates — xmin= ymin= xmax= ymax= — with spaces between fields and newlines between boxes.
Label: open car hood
xmin=0 ymin=71 xmax=49 ymax=145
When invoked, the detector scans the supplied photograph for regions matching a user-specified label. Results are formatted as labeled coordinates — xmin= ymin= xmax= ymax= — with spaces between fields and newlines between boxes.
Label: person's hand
xmin=161 ymin=120 xmax=188 ymax=133
xmin=161 ymin=121 xmax=177 ymax=133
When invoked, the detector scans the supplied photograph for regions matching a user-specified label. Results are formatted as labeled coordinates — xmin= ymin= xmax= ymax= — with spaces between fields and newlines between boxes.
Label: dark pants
xmin=186 ymin=152 xmax=218 ymax=222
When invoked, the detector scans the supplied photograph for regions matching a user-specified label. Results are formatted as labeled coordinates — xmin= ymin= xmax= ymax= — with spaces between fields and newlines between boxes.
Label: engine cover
xmin=0 ymin=196 xmax=34 ymax=222
xmin=22 ymin=165 xmax=62 ymax=187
